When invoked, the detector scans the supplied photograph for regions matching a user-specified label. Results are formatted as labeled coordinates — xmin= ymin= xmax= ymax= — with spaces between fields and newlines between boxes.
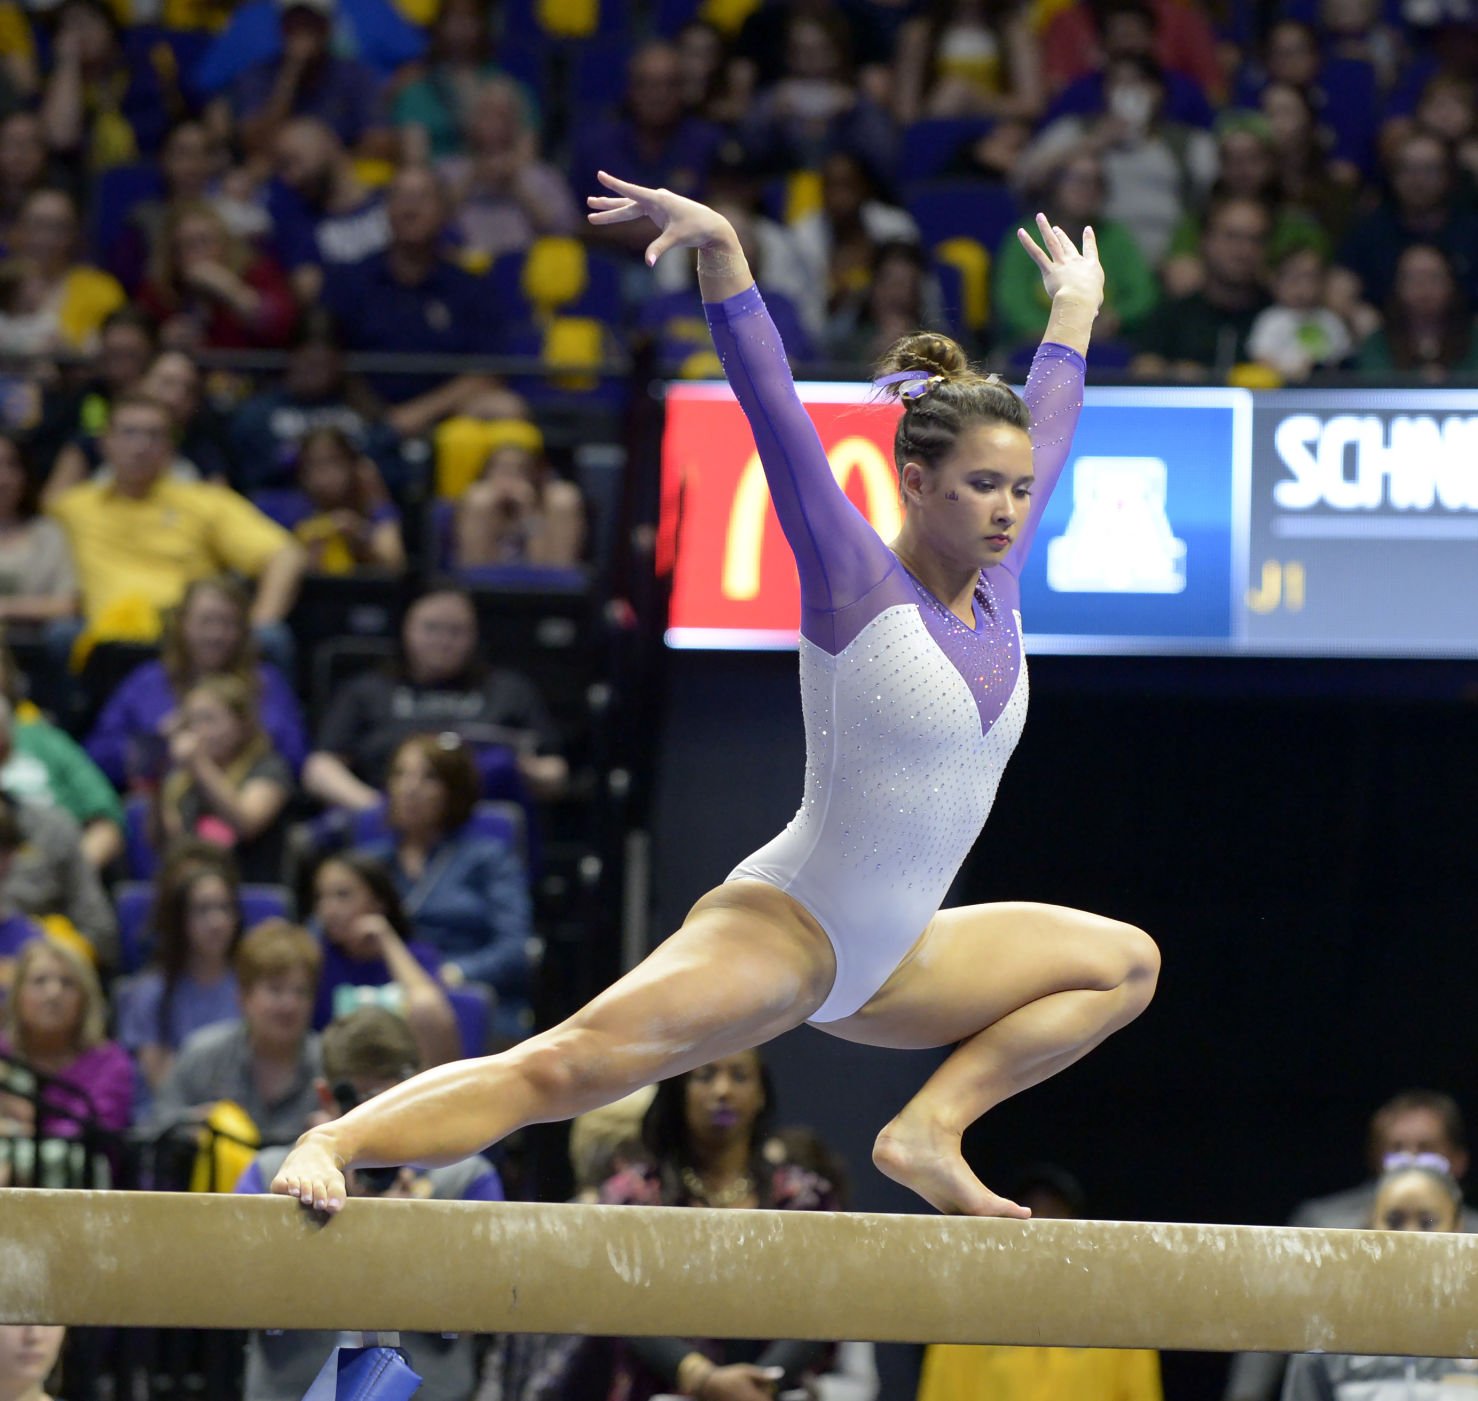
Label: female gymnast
xmin=273 ymin=171 xmax=1160 ymax=1220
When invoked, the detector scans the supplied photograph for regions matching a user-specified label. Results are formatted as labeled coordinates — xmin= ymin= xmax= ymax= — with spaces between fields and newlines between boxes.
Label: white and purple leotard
xmin=706 ymin=285 xmax=1086 ymax=1024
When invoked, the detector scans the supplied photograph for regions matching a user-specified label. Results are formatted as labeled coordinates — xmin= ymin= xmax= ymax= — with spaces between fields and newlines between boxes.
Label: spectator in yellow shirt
xmin=916 ymin=1165 xmax=1163 ymax=1401
xmin=47 ymin=394 xmax=307 ymax=631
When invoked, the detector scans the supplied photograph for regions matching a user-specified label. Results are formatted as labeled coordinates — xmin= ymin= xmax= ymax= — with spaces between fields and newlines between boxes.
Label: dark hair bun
xmin=873 ymin=332 xmax=972 ymax=397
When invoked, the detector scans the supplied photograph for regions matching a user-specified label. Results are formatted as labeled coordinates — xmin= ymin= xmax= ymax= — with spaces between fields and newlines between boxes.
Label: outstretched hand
xmin=1017 ymin=212 xmax=1104 ymax=309
xmin=586 ymin=170 xmax=735 ymax=268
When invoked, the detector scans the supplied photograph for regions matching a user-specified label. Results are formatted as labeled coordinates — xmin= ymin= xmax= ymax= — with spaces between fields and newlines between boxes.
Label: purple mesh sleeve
xmin=705 ymin=285 xmax=894 ymax=614
xmin=1002 ymin=341 xmax=1086 ymax=577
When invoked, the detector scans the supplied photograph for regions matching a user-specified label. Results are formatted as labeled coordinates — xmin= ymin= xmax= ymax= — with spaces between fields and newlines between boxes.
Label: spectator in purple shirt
xmin=217 ymin=0 xmax=393 ymax=162
xmin=0 ymin=936 xmax=132 ymax=1140
xmin=309 ymin=851 xmax=458 ymax=1067
xmin=268 ymin=116 xmax=390 ymax=306
xmin=115 ymin=843 xmax=243 ymax=1111
xmin=86 ymin=575 xmax=308 ymax=787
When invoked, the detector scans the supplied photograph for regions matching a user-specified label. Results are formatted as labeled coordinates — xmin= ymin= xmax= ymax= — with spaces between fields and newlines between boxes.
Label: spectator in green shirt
xmin=0 ymin=646 xmax=122 ymax=870
xmin=992 ymin=151 xmax=1157 ymax=354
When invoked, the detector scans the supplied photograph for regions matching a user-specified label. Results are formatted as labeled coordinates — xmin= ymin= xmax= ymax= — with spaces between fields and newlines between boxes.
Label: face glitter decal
xmin=944 ymin=489 xmax=960 ymax=501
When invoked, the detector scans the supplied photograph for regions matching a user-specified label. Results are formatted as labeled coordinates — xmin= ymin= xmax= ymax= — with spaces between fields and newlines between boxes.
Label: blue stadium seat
xmin=899 ymin=119 xmax=995 ymax=185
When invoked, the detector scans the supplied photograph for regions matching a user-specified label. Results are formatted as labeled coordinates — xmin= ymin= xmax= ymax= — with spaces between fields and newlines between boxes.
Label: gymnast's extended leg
xmin=272 ymin=882 xmax=836 ymax=1211
xmin=824 ymin=902 xmax=1161 ymax=1216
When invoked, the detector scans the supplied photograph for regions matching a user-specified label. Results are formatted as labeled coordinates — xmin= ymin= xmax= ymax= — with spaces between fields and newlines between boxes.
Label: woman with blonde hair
xmin=0 ymin=936 xmax=132 ymax=1140
xmin=136 ymin=199 xmax=295 ymax=350
xmin=157 ymin=673 xmax=293 ymax=883
xmin=86 ymin=575 xmax=307 ymax=788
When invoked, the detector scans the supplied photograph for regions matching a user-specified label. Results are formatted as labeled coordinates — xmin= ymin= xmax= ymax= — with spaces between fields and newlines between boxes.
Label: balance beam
xmin=2 ymin=1191 xmax=1476 ymax=1354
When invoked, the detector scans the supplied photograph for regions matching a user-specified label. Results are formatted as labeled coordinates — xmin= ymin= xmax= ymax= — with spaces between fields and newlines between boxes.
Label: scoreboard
xmin=658 ymin=382 xmax=1478 ymax=658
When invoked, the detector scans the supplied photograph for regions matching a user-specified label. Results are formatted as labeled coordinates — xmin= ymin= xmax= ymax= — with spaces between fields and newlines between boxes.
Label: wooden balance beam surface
xmin=1 ymin=1191 xmax=1476 ymax=1354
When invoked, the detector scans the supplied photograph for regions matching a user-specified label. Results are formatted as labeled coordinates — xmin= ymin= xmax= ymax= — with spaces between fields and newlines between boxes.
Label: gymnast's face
xmin=903 ymin=421 xmax=1035 ymax=570
xmin=684 ymin=1052 xmax=765 ymax=1150
xmin=1372 ymin=1171 xmax=1460 ymax=1233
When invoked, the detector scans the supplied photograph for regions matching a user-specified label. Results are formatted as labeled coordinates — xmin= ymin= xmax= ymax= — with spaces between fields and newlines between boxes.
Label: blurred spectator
xmin=893 ymin=0 xmax=1045 ymax=125
xmin=1224 ymin=1089 xmax=1475 ymax=1401
xmin=674 ymin=19 xmax=748 ymax=128
xmin=1015 ymin=55 xmax=1216 ymax=265
xmin=1409 ymin=73 xmax=1477 ymax=156
xmin=736 ymin=12 xmax=898 ymax=177
xmin=278 ymin=425 xmax=406 ymax=574
xmin=268 ymin=116 xmax=389 ymax=306
xmin=26 ymin=304 xmax=154 ymax=475
xmin=917 ymin=1163 xmax=1162 ymax=1401
xmin=992 ymin=150 xmax=1156 ymax=350
xmin=136 ymin=199 xmax=297 ymax=351
xmin=0 ymin=1325 xmax=65 ymax=1401
xmin=1282 ymin=1154 xmax=1466 ymax=1401
xmin=39 ymin=0 xmax=172 ymax=175
xmin=938 ymin=113 xmax=1033 ymax=182
xmin=1131 ymin=196 xmax=1272 ymax=380
xmin=0 ymin=434 xmax=78 ymax=632
xmin=0 ymin=187 xmax=124 ymax=355
xmin=86 ymin=574 xmax=308 ymax=790
xmin=1337 ymin=129 xmax=1478 ymax=307
xmin=1040 ymin=0 xmax=1213 ymax=128
xmin=217 ymin=0 xmax=392 ymax=161
xmin=392 ymin=0 xmax=538 ymax=164
xmin=308 ymin=850 xmax=458 ymax=1067
xmin=1161 ymin=112 xmax=1333 ymax=300
xmin=45 ymin=347 xmax=235 ymax=497
xmin=570 ymin=40 xmax=725 ymax=241
xmin=304 ymin=585 xmax=567 ymax=809
xmin=1246 ymin=245 xmax=1355 ymax=379
xmin=321 ymin=165 xmax=520 ymax=438
xmin=0 ymin=777 xmax=116 ymax=964
xmin=226 ymin=308 xmax=395 ymax=494
xmin=108 ymin=118 xmax=268 ymax=292
xmin=236 ymin=1006 xmax=500 ymax=1401
xmin=438 ymin=77 xmax=580 ymax=266
xmin=156 ymin=674 xmax=293 ymax=884
xmin=1038 ymin=0 xmax=1222 ymax=104
xmin=0 ymin=800 xmax=44 ymax=981
xmin=454 ymin=440 xmax=585 ymax=570
xmin=0 ymin=936 xmax=131 ymax=1138
xmin=0 ymin=654 xmax=121 ymax=870
xmin=355 ymin=733 xmax=533 ymax=1037
xmin=0 ymin=112 xmax=57 ymax=247
xmin=1259 ymin=83 xmax=1359 ymax=248
xmin=0 ymin=4 xmax=37 ymax=112
xmin=597 ymin=1050 xmax=838 ymax=1401
xmin=826 ymin=240 xmax=947 ymax=366
xmin=149 ymin=917 xmax=322 ymax=1143
xmin=115 ymin=847 xmax=242 ymax=1108
xmin=1356 ymin=243 xmax=1478 ymax=378
xmin=791 ymin=150 xmax=919 ymax=339
xmin=46 ymin=393 xmax=307 ymax=630
xmin=730 ymin=0 xmax=897 ymax=99
xmin=1320 ymin=0 xmax=1406 ymax=93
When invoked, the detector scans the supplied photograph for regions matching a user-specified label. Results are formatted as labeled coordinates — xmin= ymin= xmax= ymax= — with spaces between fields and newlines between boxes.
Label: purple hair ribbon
xmin=873 ymin=368 xmax=942 ymax=400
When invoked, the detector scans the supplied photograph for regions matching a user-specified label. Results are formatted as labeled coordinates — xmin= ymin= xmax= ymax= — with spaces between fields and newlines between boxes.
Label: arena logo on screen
xmin=1270 ymin=412 xmax=1478 ymax=513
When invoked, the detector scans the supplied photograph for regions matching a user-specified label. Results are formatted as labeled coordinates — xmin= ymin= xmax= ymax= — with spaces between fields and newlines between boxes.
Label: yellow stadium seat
xmin=433 ymin=417 xmax=545 ymax=500
xmin=935 ymin=236 xmax=991 ymax=332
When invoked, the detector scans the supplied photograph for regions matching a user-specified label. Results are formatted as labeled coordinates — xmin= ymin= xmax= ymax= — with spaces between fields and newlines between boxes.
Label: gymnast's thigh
xmin=817 ymin=901 xmax=1150 ymax=1050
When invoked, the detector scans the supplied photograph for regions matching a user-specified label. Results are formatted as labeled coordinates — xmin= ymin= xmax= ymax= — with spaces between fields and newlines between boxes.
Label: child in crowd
xmin=156 ymin=675 xmax=292 ymax=883
xmin=1246 ymin=245 xmax=1354 ymax=379
xmin=284 ymin=426 xmax=405 ymax=575
xmin=454 ymin=441 xmax=584 ymax=569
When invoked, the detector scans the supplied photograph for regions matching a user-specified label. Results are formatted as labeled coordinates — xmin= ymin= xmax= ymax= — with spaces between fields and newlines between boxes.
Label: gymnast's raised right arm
xmin=587 ymin=171 xmax=891 ymax=616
